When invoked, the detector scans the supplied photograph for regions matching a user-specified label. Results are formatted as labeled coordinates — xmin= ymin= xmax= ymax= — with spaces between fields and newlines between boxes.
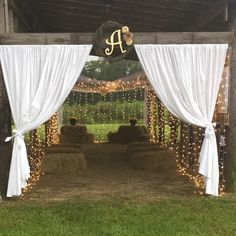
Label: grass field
xmin=1 ymin=197 xmax=236 ymax=236
xmin=86 ymin=123 xmax=124 ymax=142
xmin=23 ymin=123 xmax=170 ymax=143
xmin=23 ymin=123 xmax=121 ymax=143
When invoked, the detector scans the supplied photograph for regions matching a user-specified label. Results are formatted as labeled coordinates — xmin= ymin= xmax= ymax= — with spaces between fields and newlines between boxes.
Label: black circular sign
xmin=94 ymin=21 xmax=133 ymax=61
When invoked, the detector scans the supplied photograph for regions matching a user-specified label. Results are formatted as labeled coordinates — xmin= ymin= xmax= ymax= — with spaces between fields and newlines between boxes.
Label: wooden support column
xmin=8 ymin=7 xmax=14 ymax=33
xmin=0 ymin=0 xmax=11 ymax=197
xmin=225 ymin=43 xmax=236 ymax=191
xmin=226 ymin=2 xmax=236 ymax=192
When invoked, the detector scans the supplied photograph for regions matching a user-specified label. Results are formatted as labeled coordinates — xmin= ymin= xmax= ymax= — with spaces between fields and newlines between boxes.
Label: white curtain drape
xmin=135 ymin=44 xmax=228 ymax=196
xmin=0 ymin=45 xmax=92 ymax=197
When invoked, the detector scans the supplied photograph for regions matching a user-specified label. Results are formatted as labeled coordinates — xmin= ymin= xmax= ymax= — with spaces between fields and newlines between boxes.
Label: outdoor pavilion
xmin=0 ymin=0 xmax=235 ymax=198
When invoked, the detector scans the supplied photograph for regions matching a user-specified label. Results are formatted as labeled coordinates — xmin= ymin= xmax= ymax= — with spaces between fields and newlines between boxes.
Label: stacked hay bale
xmin=127 ymin=142 xmax=176 ymax=171
xmin=41 ymin=144 xmax=87 ymax=174
xmin=59 ymin=125 xmax=94 ymax=144
xmin=108 ymin=125 xmax=149 ymax=143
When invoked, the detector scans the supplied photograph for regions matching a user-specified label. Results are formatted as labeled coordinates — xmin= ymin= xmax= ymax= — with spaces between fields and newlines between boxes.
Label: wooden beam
xmin=35 ymin=15 xmax=182 ymax=33
xmin=19 ymin=0 xmax=43 ymax=32
xmin=185 ymin=0 xmax=226 ymax=31
xmin=8 ymin=0 xmax=31 ymax=31
xmin=0 ymin=32 xmax=232 ymax=45
xmin=8 ymin=7 xmax=14 ymax=32
xmin=0 ymin=0 xmax=5 ymax=31
xmin=8 ymin=0 xmax=43 ymax=32
xmin=4 ymin=0 xmax=9 ymax=33
xmin=30 ymin=0 xmax=195 ymax=22
xmin=27 ymin=4 xmax=190 ymax=27
xmin=33 ymin=0 xmax=209 ymax=14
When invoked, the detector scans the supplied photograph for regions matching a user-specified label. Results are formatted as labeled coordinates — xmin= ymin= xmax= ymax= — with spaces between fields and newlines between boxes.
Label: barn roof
xmin=24 ymin=0 xmax=234 ymax=33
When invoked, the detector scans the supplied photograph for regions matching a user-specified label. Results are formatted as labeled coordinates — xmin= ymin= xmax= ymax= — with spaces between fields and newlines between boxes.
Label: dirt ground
xmin=23 ymin=144 xmax=194 ymax=202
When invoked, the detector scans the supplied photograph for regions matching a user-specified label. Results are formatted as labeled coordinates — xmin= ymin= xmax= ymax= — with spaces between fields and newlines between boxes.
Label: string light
xmin=22 ymin=129 xmax=45 ymax=195
xmin=168 ymin=112 xmax=179 ymax=150
xmin=73 ymin=73 xmax=148 ymax=94
xmin=61 ymin=88 xmax=145 ymax=143
xmin=146 ymin=90 xmax=158 ymax=143
xmin=157 ymin=98 xmax=165 ymax=146
xmin=175 ymin=123 xmax=205 ymax=195
xmin=45 ymin=113 xmax=59 ymax=147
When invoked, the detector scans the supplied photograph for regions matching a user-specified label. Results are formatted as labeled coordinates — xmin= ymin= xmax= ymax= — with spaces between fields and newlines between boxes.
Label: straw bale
xmin=47 ymin=147 xmax=82 ymax=154
xmin=127 ymin=142 xmax=167 ymax=153
xmin=60 ymin=125 xmax=87 ymax=136
xmin=41 ymin=153 xmax=87 ymax=174
xmin=130 ymin=150 xmax=176 ymax=170
xmin=50 ymin=143 xmax=82 ymax=149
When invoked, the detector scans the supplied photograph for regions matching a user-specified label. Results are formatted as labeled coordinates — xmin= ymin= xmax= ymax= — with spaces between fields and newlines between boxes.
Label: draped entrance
xmin=0 ymin=44 xmax=227 ymax=197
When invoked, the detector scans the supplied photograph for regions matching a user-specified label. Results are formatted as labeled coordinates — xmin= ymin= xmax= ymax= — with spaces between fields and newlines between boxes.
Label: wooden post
xmin=225 ymin=2 xmax=236 ymax=191
xmin=8 ymin=7 xmax=14 ymax=33
xmin=226 ymin=40 xmax=236 ymax=192
xmin=225 ymin=48 xmax=236 ymax=191
xmin=0 ymin=0 xmax=11 ymax=197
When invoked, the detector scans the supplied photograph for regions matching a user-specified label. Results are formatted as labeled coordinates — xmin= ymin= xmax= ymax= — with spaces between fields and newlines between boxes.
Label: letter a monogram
xmin=105 ymin=29 xmax=127 ymax=56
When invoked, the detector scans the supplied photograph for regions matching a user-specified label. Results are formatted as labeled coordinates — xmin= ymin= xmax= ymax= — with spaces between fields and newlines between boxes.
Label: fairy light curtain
xmin=135 ymin=44 xmax=228 ymax=196
xmin=0 ymin=45 xmax=92 ymax=197
xmin=62 ymin=88 xmax=145 ymax=142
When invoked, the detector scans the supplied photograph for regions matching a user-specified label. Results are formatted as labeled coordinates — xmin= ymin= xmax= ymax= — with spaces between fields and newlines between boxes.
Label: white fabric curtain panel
xmin=0 ymin=45 xmax=92 ymax=197
xmin=135 ymin=44 xmax=228 ymax=196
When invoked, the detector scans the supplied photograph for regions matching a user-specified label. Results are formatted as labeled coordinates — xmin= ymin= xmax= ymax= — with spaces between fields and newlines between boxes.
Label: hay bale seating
xmin=127 ymin=142 xmax=176 ymax=170
xmin=50 ymin=143 xmax=82 ymax=149
xmin=127 ymin=145 xmax=167 ymax=154
xmin=47 ymin=147 xmax=82 ymax=154
xmin=108 ymin=125 xmax=149 ymax=143
xmin=41 ymin=153 xmax=87 ymax=174
xmin=41 ymin=144 xmax=86 ymax=174
xmin=59 ymin=125 xmax=94 ymax=144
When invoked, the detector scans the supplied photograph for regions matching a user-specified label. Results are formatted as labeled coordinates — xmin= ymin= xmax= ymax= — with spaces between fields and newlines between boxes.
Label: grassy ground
xmin=24 ymin=123 xmax=137 ymax=143
xmin=86 ymin=123 xmax=123 ymax=142
xmin=1 ymin=196 xmax=236 ymax=236
xmin=22 ymin=123 xmax=121 ymax=143
xmin=20 ymin=122 xmax=171 ymax=143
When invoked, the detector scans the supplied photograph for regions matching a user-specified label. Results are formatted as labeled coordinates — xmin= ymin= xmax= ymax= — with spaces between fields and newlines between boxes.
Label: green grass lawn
xmin=22 ymin=123 xmax=121 ymax=143
xmin=86 ymin=123 xmax=123 ymax=142
xmin=1 ymin=197 xmax=236 ymax=236
xmin=24 ymin=123 xmax=143 ymax=143
xmin=21 ymin=123 xmax=173 ymax=143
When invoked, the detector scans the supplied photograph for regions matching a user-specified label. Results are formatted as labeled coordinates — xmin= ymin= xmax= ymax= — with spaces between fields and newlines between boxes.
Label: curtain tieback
xmin=5 ymin=129 xmax=24 ymax=142
xmin=204 ymin=123 xmax=216 ymax=138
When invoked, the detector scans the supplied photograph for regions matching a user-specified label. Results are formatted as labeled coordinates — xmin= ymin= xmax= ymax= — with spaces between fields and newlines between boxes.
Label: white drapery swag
xmin=135 ymin=44 xmax=228 ymax=196
xmin=0 ymin=45 xmax=92 ymax=197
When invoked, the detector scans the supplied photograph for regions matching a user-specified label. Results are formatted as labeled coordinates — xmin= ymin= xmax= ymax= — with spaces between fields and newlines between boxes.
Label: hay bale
xmin=47 ymin=147 xmax=82 ymax=154
xmin=59 ymin=125 xmax=94 ymax=144
xmin=127 ymin=146 xmax=165 ymax=154
xmin=130 ymin=150 xmax=176 ymax=170
xmin=59 ymin=134 xmax=88 ymax=144
xmin=60 ymin=125 xmax=87 ymax=136
xmin=127 ymin=142 xmax=167 ymax=154
xmin=50 ymin=143 xmax=82 ymax=149
xmin=127 ymin=142 xmax=158 ymax=148
xmin=41 ymin=153 xmax=87 ymax=174
xmin=108 ymin=125 xmax=149 ymax=143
